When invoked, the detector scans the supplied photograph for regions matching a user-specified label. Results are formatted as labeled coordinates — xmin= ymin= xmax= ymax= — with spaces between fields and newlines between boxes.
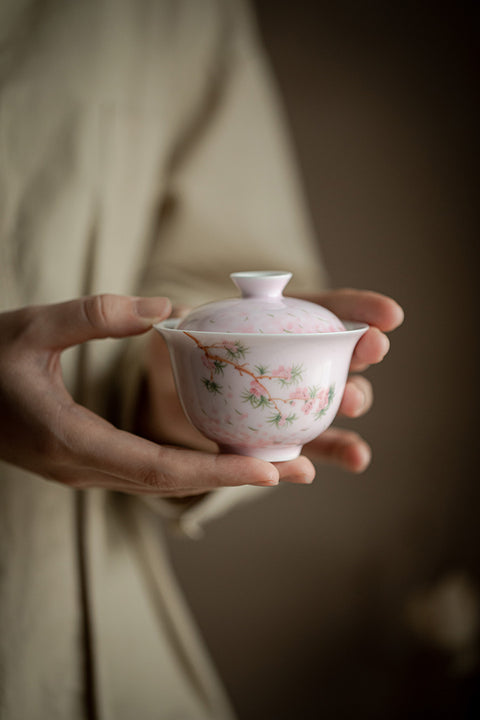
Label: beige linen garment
xmin=0 ymin=1 xmax=326 ymax=718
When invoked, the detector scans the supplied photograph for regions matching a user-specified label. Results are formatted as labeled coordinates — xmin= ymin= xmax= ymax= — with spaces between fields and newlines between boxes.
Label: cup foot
xmin=218 ymin=444 xmax=302 ymax=462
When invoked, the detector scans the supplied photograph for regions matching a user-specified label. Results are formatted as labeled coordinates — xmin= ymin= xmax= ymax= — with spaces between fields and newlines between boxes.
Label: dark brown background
xmin=166 ymin=2 xmax=479 ymax=718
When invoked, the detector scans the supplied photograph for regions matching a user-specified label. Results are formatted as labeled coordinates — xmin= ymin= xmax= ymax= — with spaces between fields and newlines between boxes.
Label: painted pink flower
xmin=302 ymin=400 xmax=314 ymax=415
xmin=222 ymin=341 xmax=237 ymax=352
xmin=250 ymin=380 xmax=264 ymax=398
xmin=289 ymin=387 xmax=309 ymax=401
xmin=202 ymin=354 xmax=215 ymax=370
xmin=272 ymin=365 xmax=292 ymax=381
xmin=316 ymin=388 xmax=329 ymax=410
xmin=278 ymin=415 xmax=287 ymax=427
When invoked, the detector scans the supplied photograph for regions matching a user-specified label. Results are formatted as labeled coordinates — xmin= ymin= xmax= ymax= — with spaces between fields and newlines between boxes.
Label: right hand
xmin=0 ymin=294 xmax=313 ymax=496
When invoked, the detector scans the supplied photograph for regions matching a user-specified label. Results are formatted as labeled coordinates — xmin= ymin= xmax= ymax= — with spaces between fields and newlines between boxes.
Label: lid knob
xmin=230 ymin=271 xmax=292 ymax=299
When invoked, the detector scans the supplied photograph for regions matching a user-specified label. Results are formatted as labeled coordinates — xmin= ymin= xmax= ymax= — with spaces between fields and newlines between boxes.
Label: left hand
xmin=140 ymin=288 xmax=404 ymax=482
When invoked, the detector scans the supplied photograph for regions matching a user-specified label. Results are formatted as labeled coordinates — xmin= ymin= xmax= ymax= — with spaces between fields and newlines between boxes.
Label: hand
xmin=0 ymin=295 xmax=294 ymax=496
xmin=141 ymin=288 xmax=404 ymax=482
xmin=300 ymin=288 xmax=404 ymax=472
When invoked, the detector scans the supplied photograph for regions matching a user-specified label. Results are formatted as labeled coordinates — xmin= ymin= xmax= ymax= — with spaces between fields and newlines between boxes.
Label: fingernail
xmin=253 ymin=470 xmax=279 ymax=486
xmin=281 ymin=474 xmax=313 ymax=485
xmin=393 ymin=303 xmax=405 ymax=328
xmin=356 ymin=444 xmax=372 ymax=473
xmin=352 ymin=386 xmax=366 ymax=417
xmin=380 ymin=333 xmax=391 ymax=360
xmin=254 ymin=477 xmax=279 ymax=487
xmin=136 ymin=297 xmax=171 ymax=321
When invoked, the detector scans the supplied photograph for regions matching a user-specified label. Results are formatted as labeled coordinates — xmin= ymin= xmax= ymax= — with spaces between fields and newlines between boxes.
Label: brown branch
xmin=184 ymin=332 xmax=283 ymax=415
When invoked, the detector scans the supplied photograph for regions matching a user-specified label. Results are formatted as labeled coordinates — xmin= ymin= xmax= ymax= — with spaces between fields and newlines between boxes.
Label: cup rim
xmin=154 ymin=318 xmax=369 ymax=338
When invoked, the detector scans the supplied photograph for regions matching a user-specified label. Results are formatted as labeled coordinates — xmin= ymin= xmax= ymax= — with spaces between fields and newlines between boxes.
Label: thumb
xmin=30 ymin=294 xmax=171 ymax=350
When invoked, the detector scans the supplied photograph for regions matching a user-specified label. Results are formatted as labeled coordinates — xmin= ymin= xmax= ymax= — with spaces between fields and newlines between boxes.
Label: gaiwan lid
xmin=177 ymin=271 xmax=346 ymax=334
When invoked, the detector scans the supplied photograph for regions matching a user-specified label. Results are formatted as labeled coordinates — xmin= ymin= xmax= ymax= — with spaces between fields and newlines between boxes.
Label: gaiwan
xmin=155 ymin=271 xmax=368 ymax=462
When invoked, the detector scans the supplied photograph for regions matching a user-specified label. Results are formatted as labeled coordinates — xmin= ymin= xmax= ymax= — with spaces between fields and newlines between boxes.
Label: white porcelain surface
xmin=154 ymin=272 xmax=367 ymax=461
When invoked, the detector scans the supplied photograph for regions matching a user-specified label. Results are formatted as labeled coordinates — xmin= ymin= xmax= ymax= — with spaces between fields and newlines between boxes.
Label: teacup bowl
xmin=154 ymin=320 xmax=368 ymax=461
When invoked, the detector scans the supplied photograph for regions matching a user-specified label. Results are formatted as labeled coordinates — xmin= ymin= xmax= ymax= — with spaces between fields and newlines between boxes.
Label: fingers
xmin=339 ymin=375 xmax=373 ymax=417
xmin=170 ymin=304 xmax=192 ymax=319
xmin=47 ymin=467 xmax=180 ymax=495
xmin=23 ymin=294 xmax=172 ymax=350
xmin=314 ymin=288 xmax=404 ymax=332
xmin=58 ymin=399 xmax=321 ymax=492
xmin=49 ymin=396 xmax=370 ymax=492
xmin=299 ymin=288 xmax=403 ymax=372
xmin=274 ymin=455 xmax=316 ymax=484
xmin=50 ymin=466 xmax=216 ymax=497
xmin=304 ymin=427 xmax=372 ymax=473
xmin=60 ymin=403 xmax=281 ymax=492
xmin=349 ymin=326 xmax=390 ymax=371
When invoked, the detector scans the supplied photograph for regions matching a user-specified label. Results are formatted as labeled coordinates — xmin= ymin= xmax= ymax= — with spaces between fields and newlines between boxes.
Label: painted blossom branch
xmin=184 ymin=332 xmax=335 ymax=428
xmin=184 ymin=332 xmax=279 ymax=410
